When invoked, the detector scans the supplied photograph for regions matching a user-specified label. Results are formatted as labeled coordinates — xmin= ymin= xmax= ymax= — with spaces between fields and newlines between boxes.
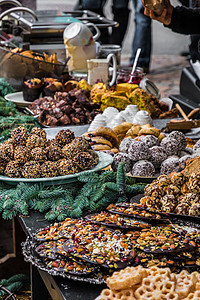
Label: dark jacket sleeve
xmin=165 ymin=6 xmax=200 ymax=34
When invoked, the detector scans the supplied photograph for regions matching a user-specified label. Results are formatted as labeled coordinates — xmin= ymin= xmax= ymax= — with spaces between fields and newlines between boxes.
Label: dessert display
xmin=28 ymin=87 xmax=101 ymax=126
xmin=0 ymin=126 xmax=99 ymax=178
xmin=96 ymin=266 xmax=200 ymax=300
xmin=112 ymin=130 xmax=192 ymax=177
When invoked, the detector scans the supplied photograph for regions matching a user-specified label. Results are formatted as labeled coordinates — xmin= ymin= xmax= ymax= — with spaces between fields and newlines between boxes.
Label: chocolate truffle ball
xmin=4 ymin=161 xmax=22 ymax=178
xmin=31 ymin=147 xmax=47 ymax=162
xmin=71 ymin=137 xmax=90 ymax=152
xmin=14 ymin=145 xmax=31 ymax=163
xmin=40 ymin=161 xmax=58 ymax=177
xmin=168 ymin=131 xmax=187 ymax=151
xmin=22 ymin=161 xmax=41 ymax=178
xmin=0 ymin=142 xmax=14 ymax=161
xmin=128 ymin=140 xmax=151 ymax=161
xmin=119 ymin=138 xmax=133 ymax=154
xmin=55 ymin=129 xmax=75 ymax=147
xmin=88 ymin=150 xmax=99 ymax=165
xmin=30 ymin=127 xmax=47 ymax=141
xmin=139 ymin=135 xmax=159 ymax=148
xmin=149 ymin=146 xmax=167 ymax=169
xmin=57 ymin=159 xmax=79 ymax=176
xmin=112 ymin=152 xmax=132 ymax=172
xmin=62 ymin=143 xmax=79 ymax=159
xmin=160 ymin=137 xmax=179 ymax=156
xmin=11 ymin=126 xmax=29 ymax=146
xmin=26 ymin=134 xmax=46 ymax=150
xmin=45 ymin=145 xmax=62 ymax=161
xmin=131 ymin=160 xmax=155 ymax=177
xmin=160 ymin=156 xmax=180 ymax=175
xmin=73 ymin=152 xmax=96 ymax=171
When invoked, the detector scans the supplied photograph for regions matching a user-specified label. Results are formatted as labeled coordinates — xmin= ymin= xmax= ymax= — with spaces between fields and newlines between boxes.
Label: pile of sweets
xmin=0 ymin=126 xmax=99 ymax=178
xmin=140 ymin=169 xmax=200 ymax=216
xmin=28 ymin=80 xmax=101 ymax=127
xmin=90 ymin=82 xmax=178 ymax=118
xmin=96 ymin=266 xmax=200 ymax=300
xmin=112 ymin=130 xmax=196 ymax=177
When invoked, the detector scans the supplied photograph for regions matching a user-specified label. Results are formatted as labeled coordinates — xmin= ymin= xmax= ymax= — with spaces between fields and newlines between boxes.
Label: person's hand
xmin=144 ymin=0 xmax=173 ymax=26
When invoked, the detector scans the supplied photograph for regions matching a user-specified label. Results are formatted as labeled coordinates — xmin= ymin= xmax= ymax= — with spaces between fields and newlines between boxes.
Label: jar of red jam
xmin=128 ymin=67 xmax=144 ymax=85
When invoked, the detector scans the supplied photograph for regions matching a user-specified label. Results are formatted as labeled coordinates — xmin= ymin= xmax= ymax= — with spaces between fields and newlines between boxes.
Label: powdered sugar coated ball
xmin=128 ymin=140 xmax=151 ymax=161
xmin=119 ymin=138 xmax=133 ymax=154
xmin=160 ymin=137 xmax=179 ymax=156
xmin=149 ymin=146 xmax=167 ymax=169
xmin=112 ymin=152 xmax=132 ymax=172
xmin=139 ymin=135 xmax=159 ymax=148
xmin=131 ymin=160 xmax=155 ymax=177
xmin=160 ymin=156 xmax=180 ymax=175
xmin=168 ymin=131 xmax=187 ymax=150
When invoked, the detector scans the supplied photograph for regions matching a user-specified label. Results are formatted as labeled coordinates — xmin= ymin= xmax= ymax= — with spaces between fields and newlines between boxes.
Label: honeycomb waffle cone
xmin=106 ymin=266 xmax=147 ymax=291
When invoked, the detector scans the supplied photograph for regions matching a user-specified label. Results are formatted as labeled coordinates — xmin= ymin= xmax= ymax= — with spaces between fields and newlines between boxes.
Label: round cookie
xmin=112 ymin=152 xmax=132 ymax=172
xmin=128 ymin=140 xmax=151 ymax=161
xmin=131 ymin=160 xmax=155 ymax=177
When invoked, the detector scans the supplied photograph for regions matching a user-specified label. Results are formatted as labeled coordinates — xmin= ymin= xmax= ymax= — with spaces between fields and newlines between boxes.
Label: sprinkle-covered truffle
xmin=0 ymin=159 xmax=6 ymax=174
xmin=4 ymin=161 xmax=22 ymax=178
xmin=139 ymin=135 xmax=159 ymax=148
xmin=14 ymin=145 xmax=31 ymax=163
xmin=11 ymin=126 xmax=29 ymax=146
xmin=71 ymin=137 xmax=91 ymax=152
xmin=119 ymin=138 xmax=133 ymax=154
xmin=160 ymin=156 xmax=180 ymax=175
xmin=57 ymin=159 xmax=79 ymax=176
xmin=112 ymin=152 xmax=132 ymax=172
xmin=22 ymin=161 xmax=41 ymax=178
xmin=0 ymin=142 xmax=14 ymax=161
xmin=128 ymin=140 xmax=151 ymax=161
xmin=26 ymin=134 xmax=46 ymax=150
xmin=131 ymin=160 xmax=155 ymax=177
xmin=149 ymin=146 xmax=167 ymax=169
xmin=30 ymin=127 xmax=47 ymax=141
xmin=31 ymin=147 xmax=47 ymax=162
xmin=168 ymin=131 xmax=187 ymax=151
xmin=160 ymin=137 xmax=179 ymax=156
xmin=55 ymin=129 xmax=75 ymax=147
xmin=73 ymin=152 xmax=97 ymax=171
xmin=45 ymin=145 xmax=62 ymax=161
xmin=40 ymin=161 xmax=58 ymax=177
